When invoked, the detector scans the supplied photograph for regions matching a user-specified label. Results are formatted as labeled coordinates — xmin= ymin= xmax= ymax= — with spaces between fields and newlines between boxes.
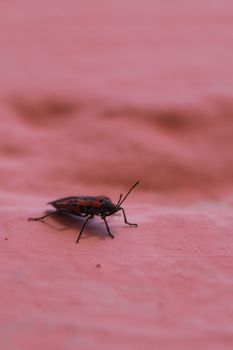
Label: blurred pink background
xmin=1 ymin=1 xmax=233 ymax=350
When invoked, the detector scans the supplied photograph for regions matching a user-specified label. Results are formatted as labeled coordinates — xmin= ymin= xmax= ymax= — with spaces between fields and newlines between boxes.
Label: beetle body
xmin=49 ymin=195 xmax=117 ymax=217
xmin=28 ymin=181 xmax=139 ymax=243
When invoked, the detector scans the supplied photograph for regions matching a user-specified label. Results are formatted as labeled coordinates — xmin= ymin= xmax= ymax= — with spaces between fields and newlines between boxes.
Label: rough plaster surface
xmin=0 ymin=1 xmax=233 ymax=349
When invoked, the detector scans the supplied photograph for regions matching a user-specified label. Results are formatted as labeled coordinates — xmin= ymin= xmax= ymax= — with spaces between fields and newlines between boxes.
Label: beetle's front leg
xmin=118 ymin=207 xmax=138 ymax=227
xmin=102 ymin=216 xmax=114 ymax=239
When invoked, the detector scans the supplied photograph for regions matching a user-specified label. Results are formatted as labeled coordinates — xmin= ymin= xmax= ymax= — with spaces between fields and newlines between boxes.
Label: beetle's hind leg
xmin=102 ymin=217 xmax=114 ymax=239
xmin=119 ymin=207 xmax=138 ymax=227
xmin=28 ymin=209 xmax=65 ymax=221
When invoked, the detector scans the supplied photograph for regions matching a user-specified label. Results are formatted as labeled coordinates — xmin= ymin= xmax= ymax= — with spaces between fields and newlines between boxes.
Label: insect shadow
xmin=36 ymin=210 xmax=112 ymax=241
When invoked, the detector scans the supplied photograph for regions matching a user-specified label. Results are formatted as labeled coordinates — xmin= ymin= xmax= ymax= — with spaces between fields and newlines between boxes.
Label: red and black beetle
xmin=28 ymin=181 xmax=139 ymax=243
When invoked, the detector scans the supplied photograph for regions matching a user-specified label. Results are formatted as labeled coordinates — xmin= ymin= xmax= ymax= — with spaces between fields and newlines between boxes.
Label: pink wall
xmin=0 ymin=1 xmax=233 ymax=349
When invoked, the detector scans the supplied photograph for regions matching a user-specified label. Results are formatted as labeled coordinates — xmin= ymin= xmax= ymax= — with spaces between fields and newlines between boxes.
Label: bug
xmin=28 ymin=181 xmax=139 ymax=243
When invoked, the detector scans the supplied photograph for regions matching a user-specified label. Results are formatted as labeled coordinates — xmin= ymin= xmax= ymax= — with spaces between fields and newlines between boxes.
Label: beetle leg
xmin=28 ymin=209 xmax=66 ymax=221
xmin=76 ymin=215 xmax=93 ymax=243
xmin=102 ymin=216 xmax=114 ymax=239
xmin=118 ymin=207 xmax=138 ymax=227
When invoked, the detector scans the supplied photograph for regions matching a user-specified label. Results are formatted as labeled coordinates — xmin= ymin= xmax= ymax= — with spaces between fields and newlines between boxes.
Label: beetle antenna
xmin=116 ymin=194 xmax=123 ymax=207
xmin=116 ymin=181 xmax=140 ymax=208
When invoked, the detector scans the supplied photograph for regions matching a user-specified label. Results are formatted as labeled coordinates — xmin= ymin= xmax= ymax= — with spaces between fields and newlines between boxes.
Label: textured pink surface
xmin=1 ymin=1 xmax=233 ymax=350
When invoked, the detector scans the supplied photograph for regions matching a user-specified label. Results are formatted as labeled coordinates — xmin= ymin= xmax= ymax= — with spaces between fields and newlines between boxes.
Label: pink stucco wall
xmin=0 ymin=1 xmax=233 ymax=349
